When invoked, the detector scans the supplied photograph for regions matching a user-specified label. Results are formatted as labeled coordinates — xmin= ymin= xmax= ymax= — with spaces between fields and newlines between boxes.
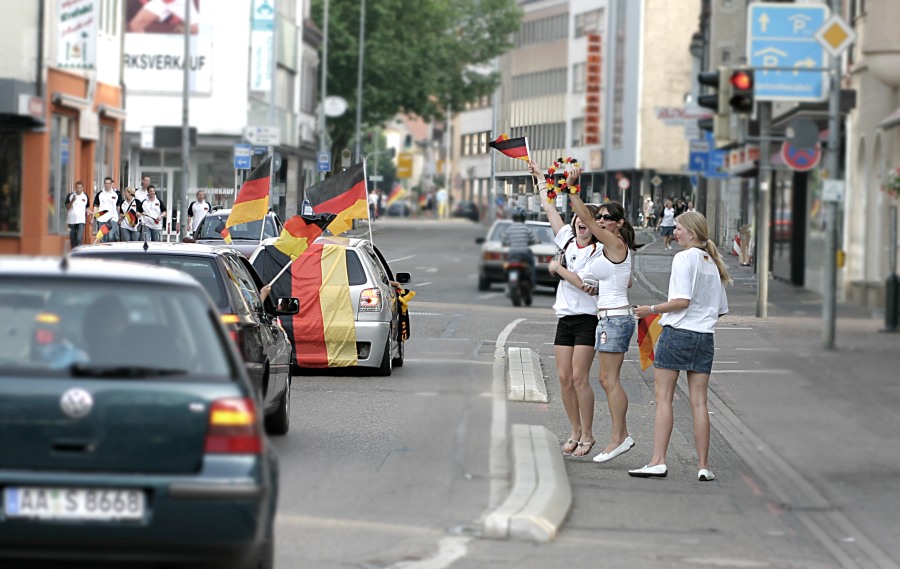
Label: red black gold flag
xmin=125 ymin=210 xmax=138 ymax=226
xmin=488 ymin=134 xmax=530 ymax=161
xmin=94 ymin=223 xmax=111 ymax=243
xmin=273 ymin=214 xmax=336 ymax=258
xmin=637 ymin=313 xmax=663 ymax=371
xmin=226 ymin=157 xmax=271 ymax=229
xmin=220 ymin=226 xmax=232 ymax=244
xmin=304 ymin=163 xmax=368 ymax=236
xmin=93 ymin=209 xmax=110 ymax=219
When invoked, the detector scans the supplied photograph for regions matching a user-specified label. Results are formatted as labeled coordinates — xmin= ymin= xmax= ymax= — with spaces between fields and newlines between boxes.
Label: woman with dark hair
xmin=566 ymin=168 xmax=641 ymax=462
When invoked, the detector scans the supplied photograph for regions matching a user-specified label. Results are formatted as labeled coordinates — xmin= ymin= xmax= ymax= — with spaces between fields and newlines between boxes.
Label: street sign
xmin=340 ymin=149 xmax=352 ymax=169
xmin=233 ymin=144 xmax=252 ymax=169
xmin=317 ymin=151 xmax=331 ymax=172
xmin=688 ymin=135 xmax=727 ymax=179
xmin=243 ymin=125 xmax=281 ymax=146
xmin=617 ymin=178 xmax=630 ymax=191
xmin=781 ymin=141 xmax=822 ymax=172
xmin=815 ymin=15 xmax=856 ymax=58
xmin=369 ymin=175 xmax=383 ymax=182
xmin=689 ymin=151 xmax=708 ymax=173
xmin=252 ymin=145 xmax=268 ymax=155
xmin=747 ymin=3 xmax=830 ymax=102
xmin=323 ymin=96 xmax=348 ymax=117
xmin=822 ymin=179 xmax=845 ymax=202
xmin=396 ymin=152 xmax=413 ymax=179
xmin=651 ymin=175 xmax=663 ymax=187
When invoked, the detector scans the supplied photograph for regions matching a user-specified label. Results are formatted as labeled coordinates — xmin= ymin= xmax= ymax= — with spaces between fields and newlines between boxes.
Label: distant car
xmin=252 ymin=236 xmax=411 ymax=376
xmin=192 ymin=209 xmax=285 ymax=258
xmin=452 ymin=200 xmax=480 ymax=222
xmin=0 ymin=256 xmax=278 ymax=568
xmin=71 ymin=242 xmax=297 ymax=435
xmin=476 ymin=220 xmax=557 ymax=291
xmin=385 ymin=200 xmax=411 ymax=217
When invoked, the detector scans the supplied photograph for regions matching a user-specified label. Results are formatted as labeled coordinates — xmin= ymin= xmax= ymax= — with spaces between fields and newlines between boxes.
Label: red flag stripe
xmin=292 ymin=244 xmax=328 ymax=367
xmin=311 ymin=179 xmax=367 ymax=216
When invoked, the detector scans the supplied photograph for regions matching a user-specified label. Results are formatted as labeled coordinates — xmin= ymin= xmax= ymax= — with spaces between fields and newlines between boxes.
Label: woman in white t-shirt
xmin=530 ymin=161 xmax=604 ymax=458
xmin=657 ymin=199 xmax=676 ymax=250
xmin=631 ymin=212 xmax=731 ymax=481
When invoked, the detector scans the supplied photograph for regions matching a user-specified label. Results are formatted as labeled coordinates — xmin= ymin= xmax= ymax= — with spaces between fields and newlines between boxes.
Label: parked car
xmin=71 ymin=242 xmax=296 ymax=435
xmin=385 ymin=200 xmax=412 ymax=217
xmin=452 ymin=200 xmax=480 ymax=222
xmin=476 ymin=220 xmax=557 ymax=291
xmin=191 ymin=209 xmax=285 ymax=258
xmin=251 ymin=236 xmax=411 ymax=376
xmin=0 ymin=256 xmax=278 ymax=568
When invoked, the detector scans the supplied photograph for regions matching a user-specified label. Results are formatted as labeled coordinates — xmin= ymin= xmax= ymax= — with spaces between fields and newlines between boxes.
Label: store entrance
xmin=144 ymin=168 xmax=182 ymax=241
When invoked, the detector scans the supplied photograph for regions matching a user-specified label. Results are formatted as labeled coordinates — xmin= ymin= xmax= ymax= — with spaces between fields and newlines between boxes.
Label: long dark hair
xmin=599 ymin=201 xmax=642 ymax=250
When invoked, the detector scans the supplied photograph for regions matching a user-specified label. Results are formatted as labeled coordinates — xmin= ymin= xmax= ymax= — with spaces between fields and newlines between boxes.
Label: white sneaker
xmin=698 ymin=468 xmax=716 ymax=481
xmin=628 ymin=464 xmax=667 ymax=478
xmin=593 ymin=435 xmax=634 ymax=463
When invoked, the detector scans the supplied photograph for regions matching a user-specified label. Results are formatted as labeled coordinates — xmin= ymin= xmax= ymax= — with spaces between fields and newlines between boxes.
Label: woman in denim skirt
xmin=631 ymin=212 xmax=731 ymax=481
xmin=567 ymin=170 xmax=641 ymax=463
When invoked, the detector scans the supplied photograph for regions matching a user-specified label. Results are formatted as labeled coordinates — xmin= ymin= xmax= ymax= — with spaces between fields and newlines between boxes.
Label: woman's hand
xmin=567 ymin=166 xmax=582 ymax=187
xmin=527 ymin=160 xmax=543 ymax=180
xmin=580 ymin=283 xmax=598 ymax=296
xmin=548 ymin=259 xmax=561 ymax=275
xmin=259 ymin=284 xmax=272 ymax=303
xmin=633 ymin=305 xmax=653 ymax=319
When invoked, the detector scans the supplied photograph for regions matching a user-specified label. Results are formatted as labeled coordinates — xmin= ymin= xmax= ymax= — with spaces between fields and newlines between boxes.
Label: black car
xmin=192 ymin=209 xmax=285 ymax=258
xmin=452 ymin=200 xmax=480 ymax=222
xmin=71 ymin=242 xmax=297 ymax=434
xmin=385 ymin=200 xmax=412 ymax=217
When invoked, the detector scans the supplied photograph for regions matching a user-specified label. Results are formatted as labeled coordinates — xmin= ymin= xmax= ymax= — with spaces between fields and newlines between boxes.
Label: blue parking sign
xmin=317 ymin=152 xmax=331 ymax=172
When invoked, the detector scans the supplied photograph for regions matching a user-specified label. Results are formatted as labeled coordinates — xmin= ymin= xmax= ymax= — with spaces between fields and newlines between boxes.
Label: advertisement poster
xmin=58 ymin=0 xmax=97 ymax=69
xmin=123 ymin=0 xmax=212 ymax=93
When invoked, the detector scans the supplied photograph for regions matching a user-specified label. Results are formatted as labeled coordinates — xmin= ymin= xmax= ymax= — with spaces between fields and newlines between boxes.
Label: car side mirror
xmin=275 ymin=297 xmax=300 ymax=315
xmin=395 ymin=272 xmax=411 ymax=285
xmin=475 ymin=237 xmax=485 ymax=244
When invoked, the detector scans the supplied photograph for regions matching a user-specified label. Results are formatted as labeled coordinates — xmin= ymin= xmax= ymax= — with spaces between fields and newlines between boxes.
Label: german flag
xmin=124 ymin=210 xmax=138 ymax=227
xmin=93 ymin=209 xmax=110 ymax=219
xmin=386 ymin=183 xmax=405 ymax=206
xmin=488 ymin=134 xmax=530 ymax=161
xmin=304 ymin=162 xmax=368 ymax=236
xmin=94 ymin=222 xmax=111 ymax=243
xmin=219 ymin=226 xmax=232 ymax=244
xmin=273 ymin=214 xmax=335 ymax=259
xmin=637 ymin=313 xmax=663 ymax=371
xmin=226 ymin=157 xmax=271 ymax=230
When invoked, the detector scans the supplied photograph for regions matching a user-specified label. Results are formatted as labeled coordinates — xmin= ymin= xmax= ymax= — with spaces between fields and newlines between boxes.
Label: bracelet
xmin=651 ymin=305 xmax=656 ymax=314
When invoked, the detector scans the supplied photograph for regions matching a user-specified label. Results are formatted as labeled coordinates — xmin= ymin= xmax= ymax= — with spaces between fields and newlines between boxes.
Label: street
xmin=270 ymin=218 xmax=900 ymax=569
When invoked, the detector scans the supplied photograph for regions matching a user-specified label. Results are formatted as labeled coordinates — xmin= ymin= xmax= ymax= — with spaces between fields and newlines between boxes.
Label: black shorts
xmin=554 ymin=314 xmax=599 ymax=347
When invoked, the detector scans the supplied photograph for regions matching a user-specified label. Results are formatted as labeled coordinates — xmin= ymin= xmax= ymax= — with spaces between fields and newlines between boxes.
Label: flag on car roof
xmin=225 ymin=157 xmax=271 ymax=230
xmin=637 ymin=313 xmax=663 ymax=371
xmin=488 ymin=134 xmax=530 ymax=161
xmin=386 ymin=184 xmax=405 ymax=206
xmin=304 ymin=162 xmax=368 ymax=236
xmin=273 ymin=213 xmax=336 ymax=259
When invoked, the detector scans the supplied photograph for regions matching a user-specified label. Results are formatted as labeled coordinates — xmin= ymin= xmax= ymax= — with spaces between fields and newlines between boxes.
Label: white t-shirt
xmin=66 ymin=192 xmax=88 ymax=225
xmin=552 ymin=225 xmax=602 ymax=317
xmin=142 ymin=198 xmax=165 ymax=230
xmin=660 ymin=247 xmax=729 ymax=334
xmin=188 ymin=200 xmax=211 ymax=232
xmin=93 ymin=189 xmax=121 ymax=223
xmin=134 ymin=187 xmax=149 ymax=203
xmin=660 ymin=207 xmax=676 ymax=227
xmin=584 ymin=245 xmax=631 ymax=310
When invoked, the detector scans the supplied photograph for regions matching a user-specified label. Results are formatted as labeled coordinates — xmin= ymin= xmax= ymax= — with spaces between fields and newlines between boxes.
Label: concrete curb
xmin=506 ymin=347 xmax=548 ymax=403
xmin=483 ymin=424 xmax=572 ymax=543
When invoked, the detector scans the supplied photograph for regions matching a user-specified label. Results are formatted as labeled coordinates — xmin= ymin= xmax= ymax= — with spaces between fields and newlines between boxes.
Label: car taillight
xmin=221 ymin=314 xmax=243 ymax=353
xmin=538 ymin=255 xmax=553 ymax=263
xmin=358 ymin=288 xmax=381 ymax=312
xmin=484 ymin=252 xmax=506 ymax=261
xmin=34 ymin=329 xmax=55 ymax=345
xmin=204 ymin=398 xmax=262 ymax=455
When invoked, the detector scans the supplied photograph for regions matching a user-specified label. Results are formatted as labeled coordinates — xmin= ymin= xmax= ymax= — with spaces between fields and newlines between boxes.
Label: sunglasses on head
xmin=596 ymin=213 xmax=618 ymax=221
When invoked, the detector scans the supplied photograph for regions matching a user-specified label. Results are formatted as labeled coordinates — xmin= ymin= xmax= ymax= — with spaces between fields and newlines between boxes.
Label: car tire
xmin=392 ymin=333 xmax=405 ymax=368
xmin=376 ymin=337 xmax=393 ymax=376
xmin=478 ymin=274 xmax=490 ymax=291
xmin=264 ymin=376 xmax=290 ymax=435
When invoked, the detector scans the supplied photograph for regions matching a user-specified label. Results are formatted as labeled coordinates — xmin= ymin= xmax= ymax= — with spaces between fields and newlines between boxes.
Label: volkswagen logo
xmin=60 ymin=388 xmax=93 ymax=419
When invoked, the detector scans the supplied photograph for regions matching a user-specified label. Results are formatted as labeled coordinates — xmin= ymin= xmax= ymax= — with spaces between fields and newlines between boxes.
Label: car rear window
xmin=346 ymin=250 xmax=367 ymax=286
xmin=198 ymin=215 xmax=276 ymax=240
xmin=0 ymin=280 xmax=234 ymax=379
xmin=488 ymin=221 xmax=554 ymax=244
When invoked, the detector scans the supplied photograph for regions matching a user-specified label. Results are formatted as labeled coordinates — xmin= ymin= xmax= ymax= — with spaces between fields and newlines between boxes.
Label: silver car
xmin=251 ymin=236 xmax=411 ymax=376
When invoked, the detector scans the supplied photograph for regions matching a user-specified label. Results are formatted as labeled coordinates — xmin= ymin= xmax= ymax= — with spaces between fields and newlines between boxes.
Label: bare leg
xmin=648 ymin=368 xmax=679 ymax=466
xmin=686 ymin=371 xmax=711 ymax=469
xmin=571 ymin=345 xmax=596 ymax=456
xmin=555 ymin=345 xmax=581 ymax=453
xmin=597 ymin=351 xmax=629 ymax=453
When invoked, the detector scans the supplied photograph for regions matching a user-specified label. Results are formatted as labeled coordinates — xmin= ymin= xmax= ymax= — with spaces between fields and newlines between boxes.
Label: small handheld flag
xmin=94 ymin=223 xmax=111 ymax=244
xmin=637 ymin=313 xmax=663 ymax=371
xmin=386 ymin=184 xmax=405 ymax=206
xmin=488 ymin=134 xmax=530 ymax=162
xmin=93 ymin=209 xmax=110 ymax=219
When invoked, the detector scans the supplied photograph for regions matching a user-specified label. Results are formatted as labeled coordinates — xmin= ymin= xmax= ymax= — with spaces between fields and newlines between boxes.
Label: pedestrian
xmin=645 ymin=198 xmax=656 ymax=229
xmin=376 ymin=189 xmax=385 ymax=219
xmin=530 ymin=161 xmax=603 ymax=458
xmin=657 ymin=199 xmax=676 ymax=250
xmin=90 ymin=176 xmax=122 ymax=242
xmin=368 ymin=189 xmax=378 ymax=221
xmin=187 ymin=190 xmax=211 ymax=236
xmin=118 ymin=187 xmax=142 ymax=242
xmin=65 ymin=181 xmax=89 ymax=249
xmin=135 ymin=174 xmax=151 ymax=203
xmin=675 ymin=198 xmax=687 ymax=217
xmin=630 ymin=211 xmax=731 ymax=481
xmin=141 ymin=185 xmax=166 ymax=241
xmin=567 ymin=169 xmax=641 ymax=463
xmin=686 ymin=201 xmax=696 ymax=213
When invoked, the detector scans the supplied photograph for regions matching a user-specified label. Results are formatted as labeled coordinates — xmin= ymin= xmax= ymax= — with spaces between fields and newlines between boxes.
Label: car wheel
xmin=264 ymin=376 xmax=290 ymax=435
xmin=376 ymin=336 xmax=392 ymax=376
xmin=478 ymin=274 xmax=490 ymax=291
xmin=392 ymin=333 xmax=405 ymax=368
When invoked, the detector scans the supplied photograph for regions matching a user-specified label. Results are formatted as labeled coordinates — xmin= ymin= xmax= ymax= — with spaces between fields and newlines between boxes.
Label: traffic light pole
xmin=756 ymin=101 xmax=772 ymax=318
xmin=822 ymin=0 xmax=842 ymax=349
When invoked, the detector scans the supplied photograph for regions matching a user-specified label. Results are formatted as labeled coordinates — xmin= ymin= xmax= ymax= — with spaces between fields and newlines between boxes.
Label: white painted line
xmin=718 ymin=327 xmax=755 ymax=331
xmin=388 ymin=255 xmax=415 ymax=263
xmin=387 ymin=536 xmax=472 ymax=569
xmin=478 ymin=293 xmax=500 ymax=300
xmin=409 ymin=312 xmax=442 ymax=316
xmin=735 ymin=348 xmax=778 ymax=352
xmin=488 ymin=318 xmax=525 ymax=511
xmin=417 ymin=282 xmax=433 ymax=287
xmin=404 ymin=358 xmax=493 ymax=366
xmin=713 ymin=369 xmax=791 ymax=374
xmin=415 ymin=392 xmax=438 ymax=396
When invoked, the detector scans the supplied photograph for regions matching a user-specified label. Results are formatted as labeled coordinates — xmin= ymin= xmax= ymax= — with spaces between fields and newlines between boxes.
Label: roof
xmin=72 ymin=242 xmax=239 ymax=258
xmin=0 ymin=256 xmax=202 ymax=287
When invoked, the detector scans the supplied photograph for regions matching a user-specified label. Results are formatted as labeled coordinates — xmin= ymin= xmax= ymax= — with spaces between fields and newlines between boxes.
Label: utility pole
xmin=353 ymin=0 xmax=366 ymax=164
xmin=318 ymin=0 xmax=329 ymax=182
xmin=179 ymin=0 xmax=191 ymax=242
xmin=756 ymin=101 xmax=772 ymax=319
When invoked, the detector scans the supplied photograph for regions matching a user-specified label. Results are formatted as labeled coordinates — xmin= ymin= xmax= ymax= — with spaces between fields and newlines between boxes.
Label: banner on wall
xmin=58 ymin=0 xmax=98 ymax=69
xmin=123 ymin=0 xmax=212 ymax=93
xmin=249 ymin=0 xmax=275 ymax=92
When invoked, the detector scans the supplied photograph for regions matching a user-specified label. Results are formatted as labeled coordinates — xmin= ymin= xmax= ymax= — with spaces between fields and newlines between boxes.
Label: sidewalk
xmin=463 ymin=228 xmax=900 ymax=569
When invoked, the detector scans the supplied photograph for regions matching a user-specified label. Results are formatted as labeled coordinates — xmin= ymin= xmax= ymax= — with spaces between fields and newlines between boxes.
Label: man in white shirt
xmin=141 ymin=186 xmax=167 ymax=241
xmin=135 ymin=174 xmax=151 ymax=203
xmin=187 ymin=190 xmax=211 ymax=236
xmin=90 ymin=177 xmax=122 ymax=242
xmin=65 ymin=181 xmax=89 ymax=249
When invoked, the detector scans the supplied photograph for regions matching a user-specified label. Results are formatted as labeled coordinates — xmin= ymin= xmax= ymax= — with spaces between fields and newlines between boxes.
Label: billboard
xmin=58 ymin=0 xmax=98 ymax=69
xmin=123 ymin=0 xmax=212 ymax=93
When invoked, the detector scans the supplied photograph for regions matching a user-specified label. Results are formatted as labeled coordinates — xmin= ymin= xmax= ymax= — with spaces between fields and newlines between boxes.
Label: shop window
xmin=95 ymin=125 xmax=116 ymax=191
xmin=49 ymin=115 xmax=77 ymax=235
xmin=0 ymin=131 xmax=22 ymax=235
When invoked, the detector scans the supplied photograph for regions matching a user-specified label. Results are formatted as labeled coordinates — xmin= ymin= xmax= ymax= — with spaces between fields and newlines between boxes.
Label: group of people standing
xmin=528 ymin=161 xmax=732 ymax=481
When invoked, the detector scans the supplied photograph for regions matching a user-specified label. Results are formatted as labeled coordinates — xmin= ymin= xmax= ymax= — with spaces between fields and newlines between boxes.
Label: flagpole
xmin=364 ymin=157 xmax=373 ymax=242
xmin=525 ymin=136 xmax=539 ymax=189
xmin=268 ymin=254 xmax=298 ymax=288
xmin=260 ymin=154 xmax=274 ymax=243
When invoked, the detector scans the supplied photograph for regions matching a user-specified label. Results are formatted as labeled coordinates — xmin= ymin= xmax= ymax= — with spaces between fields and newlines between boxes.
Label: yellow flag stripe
xmin=319 ymin=244 xmax=358 ymax=366
xmin=226 ymin=196 xmax=269 ymax=228
xmin=327 ymin=199 xmax=369 ymax=236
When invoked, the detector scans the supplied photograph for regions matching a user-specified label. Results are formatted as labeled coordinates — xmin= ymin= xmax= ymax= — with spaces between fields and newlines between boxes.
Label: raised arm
xmin=566 ymin=169 xmax=626 ymax=260
xmin=528 ymin=160 xmax=565 ymax=235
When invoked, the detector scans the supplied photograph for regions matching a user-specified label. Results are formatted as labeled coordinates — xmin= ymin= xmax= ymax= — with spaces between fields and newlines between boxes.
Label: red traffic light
xmin=730 ymin=71 xmax=753 ymax=91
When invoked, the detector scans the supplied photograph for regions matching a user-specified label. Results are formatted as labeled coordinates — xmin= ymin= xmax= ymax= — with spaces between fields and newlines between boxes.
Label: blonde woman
xmin=631 ymin=212 xmax=731 ymax=481
xmin=119 ymin=187 xmax=142 ymax=242
xmin=657 ymin=199 xmax=676 ymax=250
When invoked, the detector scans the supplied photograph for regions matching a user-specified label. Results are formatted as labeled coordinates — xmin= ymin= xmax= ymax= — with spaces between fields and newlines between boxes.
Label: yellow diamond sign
xmin=815 ymin=15 xmax=856 ymax=57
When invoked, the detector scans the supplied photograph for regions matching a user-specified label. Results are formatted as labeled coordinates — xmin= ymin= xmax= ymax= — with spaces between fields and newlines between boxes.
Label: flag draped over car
xmin=225 ymin=157 xmax=271 ymax=233
xmin=637 ymin=313 xmax=663 ymax=371
xmin=304 ymin=162 xmax=368 ymax=236
xmin=273 ymin=214 xmax=335 ymax=259
xmin=251 ymin=238 xmax=358 ymax=368
xmin=488 ymin=134 xmax=530 ymax=161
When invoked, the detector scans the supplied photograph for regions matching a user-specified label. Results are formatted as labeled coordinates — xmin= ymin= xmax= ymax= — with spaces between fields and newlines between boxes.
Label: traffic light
xmin=697 ymin=66 xmax=732 ymax=146
xmin=728 ymin=68 xmax=755 ymax=115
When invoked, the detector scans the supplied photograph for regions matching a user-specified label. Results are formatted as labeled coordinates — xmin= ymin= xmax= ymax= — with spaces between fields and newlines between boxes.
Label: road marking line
xmin=735 ymin=348 xmax=778 ymax=352
xmin=478 ymin=293 xmax=500 ymax=300
xmin=713 ymin=369 xmax=791 ymax=374
xmin=388 ymin=255 xmax=415 ymax=263
xmin=718 ymin=327 xmax=755 ymax=331
xmin=417 ymin=281 xmax=433 ymax=286
xmin=387 ymin=536 xmax=472 ymax=569
xmin=409 ymin=311 xmax=442 ymax=316
xmin=276 ymin=514 xmax=440 ymax=536
xmin=404 ymin=358 xmax=493 ymax=366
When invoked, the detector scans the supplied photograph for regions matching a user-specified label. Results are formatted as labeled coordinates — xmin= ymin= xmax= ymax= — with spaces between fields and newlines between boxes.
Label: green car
xmin=0 ymin=257 xmax=285 ymax=568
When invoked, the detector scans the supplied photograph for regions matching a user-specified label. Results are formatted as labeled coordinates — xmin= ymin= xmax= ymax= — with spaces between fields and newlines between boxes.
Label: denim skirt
xmin=595 ymin=315 xmax=635 ymax=353
xmin=654 ymin=325 xmax=715 ymax=374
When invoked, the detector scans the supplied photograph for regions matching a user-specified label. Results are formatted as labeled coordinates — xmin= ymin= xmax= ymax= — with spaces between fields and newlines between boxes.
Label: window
xmin=50 ymin=115 xmax=77 ymax=235
xmin=301 ymin=54 xmax=317 ymax=114
xmin=572 ymin=62 xmax=586 ymax=93
xmin=511 ymin=68 xmax=568 ymax=100
xmin=514 ymin=14 xmax=568 ymax=47
xmin=571 ymin=118 xmax=585 ymax=147
xmin=574 ymin=9 xmax=603 ymax=38
xmin=721 ymin=48 xmax=731 ymax=65
xmin=224 ymin=256 xmax=263 ymax=315
xmin=0 ymin=131 xmax=22 ymax=235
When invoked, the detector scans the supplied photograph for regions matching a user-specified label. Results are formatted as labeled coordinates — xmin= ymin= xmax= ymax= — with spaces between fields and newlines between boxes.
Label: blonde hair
xmin=676 ymin=211 xmax=732 ymax=284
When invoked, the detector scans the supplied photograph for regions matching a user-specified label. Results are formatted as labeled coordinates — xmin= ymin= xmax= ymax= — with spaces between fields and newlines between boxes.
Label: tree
xmin=311 ymin=0 xmax=521 ymax=156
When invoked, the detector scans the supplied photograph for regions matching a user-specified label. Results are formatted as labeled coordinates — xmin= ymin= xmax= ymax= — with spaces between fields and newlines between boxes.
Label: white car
xmin=476 ymin=220 xmax=558 ymax=290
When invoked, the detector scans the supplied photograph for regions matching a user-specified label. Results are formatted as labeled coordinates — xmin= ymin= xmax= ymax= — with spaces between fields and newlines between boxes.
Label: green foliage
xmin=363 ymin=131 xmax=397 ymax=191
xmin=311 ymin=0 xmax=521 ymax=154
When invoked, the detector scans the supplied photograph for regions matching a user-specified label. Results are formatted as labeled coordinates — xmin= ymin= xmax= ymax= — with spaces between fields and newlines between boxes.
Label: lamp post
xmin=318 ymin=0 xmax=329 ymax=182
xmin=353 ymin=0 xmax=366 ymax=164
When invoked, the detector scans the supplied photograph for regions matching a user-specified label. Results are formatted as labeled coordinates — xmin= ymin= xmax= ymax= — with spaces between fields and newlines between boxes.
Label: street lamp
xmin=353 ymin=0 xmax=366 ymax=164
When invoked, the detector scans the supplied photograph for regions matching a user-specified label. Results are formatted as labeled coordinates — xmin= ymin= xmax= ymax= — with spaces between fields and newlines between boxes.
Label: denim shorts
xmin=660 ymin=225 xmax=675 ymax=237
xmin=654 ymin=325 xmax=715 ymax=374
xmin=554 ymin=314 xmax=599 ymax=347
xmin=594 ymin=315 xmax=635 ymax=353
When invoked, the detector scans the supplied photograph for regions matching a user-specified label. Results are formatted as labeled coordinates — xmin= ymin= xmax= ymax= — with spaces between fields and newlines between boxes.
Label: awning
xmin=52 ymin=92 xmax=91 ymax=112
xmin=98 ymin=104 xmax=127 ymax=121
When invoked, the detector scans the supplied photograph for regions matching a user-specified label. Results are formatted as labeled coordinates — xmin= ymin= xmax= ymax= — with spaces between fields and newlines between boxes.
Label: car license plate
xmin=4 ymin=487 xmax=145 ymax=521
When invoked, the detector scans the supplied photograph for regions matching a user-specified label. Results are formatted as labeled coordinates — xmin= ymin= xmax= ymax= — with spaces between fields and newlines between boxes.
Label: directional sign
xmin=748 ymin=3 xmax=830 ymax=102
xmin=781 ymin=141 xmax=822 ymax=172
xmin=233 ymin=144 xmax=252 ymax=170
xmin=244 ymin=125 xmax=281 ymax=146
xmin=317 ymin=151 xmax=331 ymax=172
